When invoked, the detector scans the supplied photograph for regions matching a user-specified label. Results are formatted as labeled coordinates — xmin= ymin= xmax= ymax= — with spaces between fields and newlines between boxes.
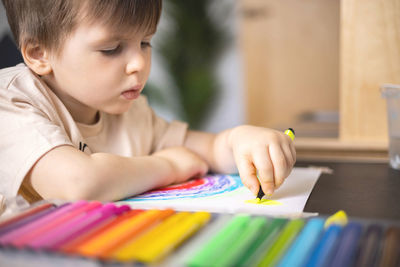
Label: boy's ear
xmin=21 ymin=42 xmax=53 ymax=75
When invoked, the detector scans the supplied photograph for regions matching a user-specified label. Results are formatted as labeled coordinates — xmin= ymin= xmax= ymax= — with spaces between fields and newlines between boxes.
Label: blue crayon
xmin=328 ymin=222 xmax=363 ymax=267
xmin=277 ymin=218 xmax=325 ymax=267
xmin=304 ymin=224 xmax=343 ymax=267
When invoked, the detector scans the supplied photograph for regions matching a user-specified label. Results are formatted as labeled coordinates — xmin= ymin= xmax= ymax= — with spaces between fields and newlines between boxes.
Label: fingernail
xmin=266 ymin=189 xmax=274 ymax=196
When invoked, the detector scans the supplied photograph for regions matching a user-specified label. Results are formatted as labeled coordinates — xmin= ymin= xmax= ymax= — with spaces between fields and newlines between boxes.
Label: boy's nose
xmin=125 ymin=51 xmax=146 ymax=75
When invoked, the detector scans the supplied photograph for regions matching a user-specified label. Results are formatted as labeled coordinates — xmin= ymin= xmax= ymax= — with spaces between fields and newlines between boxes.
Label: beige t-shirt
xmin=0 ymin=64 xmax=188 ymax=202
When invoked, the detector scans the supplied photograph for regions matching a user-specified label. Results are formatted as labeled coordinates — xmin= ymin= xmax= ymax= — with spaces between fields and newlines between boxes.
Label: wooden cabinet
xmin=239 ymin=0 xmax=340 ymax=134
xmin=238 ymin=0 xmax=400 ymax=161
xmin=340 ymin=0 xmax=400 ymax=141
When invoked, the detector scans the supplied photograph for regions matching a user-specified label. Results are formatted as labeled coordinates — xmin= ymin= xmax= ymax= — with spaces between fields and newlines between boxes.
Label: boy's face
xmin=42 ymin=21 xmax=154 ymax=124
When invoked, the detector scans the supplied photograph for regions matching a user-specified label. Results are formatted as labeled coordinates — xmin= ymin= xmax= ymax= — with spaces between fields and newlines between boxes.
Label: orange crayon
xmin=76 ymin=209 xmax=175 ymax=258
xmin=61 ymin=208 xmax=142 ymax=253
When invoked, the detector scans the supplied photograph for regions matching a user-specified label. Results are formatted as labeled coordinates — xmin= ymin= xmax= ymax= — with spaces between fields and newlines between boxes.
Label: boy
xmin=0 ymin=0 xmax=296 ymax=203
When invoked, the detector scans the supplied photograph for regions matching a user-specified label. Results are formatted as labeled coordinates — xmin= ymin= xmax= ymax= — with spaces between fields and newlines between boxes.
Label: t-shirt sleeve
xmin=137 ymin=97 xmax=188 ymax=152
xmin=0 ymin=92 xmax=73 ymax=199
xmin=152 ymin=116 xmax=189 ymax=152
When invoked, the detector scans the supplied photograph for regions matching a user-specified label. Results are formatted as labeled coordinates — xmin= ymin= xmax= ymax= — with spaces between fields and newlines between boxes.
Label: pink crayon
xmin=0 ymin=201 xmax=87 ymax=245
xmin=0 ymin=203 xmax=57 ymax=237
xmin=52 ymin=205 xmax=131 ymax=250
xmin=11 ymin=201 xmax=102 ymax=248
xmin=39 ymin=204 xmax=131 ymax=250
xmin=0 ymin=202 xmax=55 ymax=235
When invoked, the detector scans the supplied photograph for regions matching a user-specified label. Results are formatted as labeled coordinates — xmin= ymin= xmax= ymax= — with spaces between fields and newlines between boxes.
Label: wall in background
xmin=0 ymin=1 xmax=8 ymax=35
xmin=0 ymin=2 xmax=23 ymax=68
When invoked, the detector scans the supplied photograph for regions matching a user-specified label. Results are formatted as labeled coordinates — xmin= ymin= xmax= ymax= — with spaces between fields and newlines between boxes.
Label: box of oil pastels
xmin=0 ymin=200 xmax=399 ymax=267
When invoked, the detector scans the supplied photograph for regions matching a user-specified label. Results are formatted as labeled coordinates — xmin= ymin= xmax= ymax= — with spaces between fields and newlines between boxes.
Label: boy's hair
xmin=2 ymin=0 xmax=162 ymax=53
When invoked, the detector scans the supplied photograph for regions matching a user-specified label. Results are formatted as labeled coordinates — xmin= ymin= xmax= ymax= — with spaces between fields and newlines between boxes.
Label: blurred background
xmin=146 ymin=0 xmax=341 ymax=137
xmin=144 ymin=0 xmax=245 ymax=133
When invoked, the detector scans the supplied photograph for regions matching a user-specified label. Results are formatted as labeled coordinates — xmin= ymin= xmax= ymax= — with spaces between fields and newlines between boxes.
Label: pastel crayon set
xmin=0 ymin=201 xmax=399 ymax=266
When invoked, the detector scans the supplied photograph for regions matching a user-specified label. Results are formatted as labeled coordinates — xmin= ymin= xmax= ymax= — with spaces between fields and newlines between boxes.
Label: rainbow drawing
xmin=123 ymin=174 xmax=243 ymax=201
xmin=119 ymin=168 xmax=322 ymax=216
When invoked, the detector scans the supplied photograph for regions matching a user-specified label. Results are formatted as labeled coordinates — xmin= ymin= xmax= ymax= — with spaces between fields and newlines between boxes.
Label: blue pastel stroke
xmin=123 ymin=174 xmax=243 ymax=202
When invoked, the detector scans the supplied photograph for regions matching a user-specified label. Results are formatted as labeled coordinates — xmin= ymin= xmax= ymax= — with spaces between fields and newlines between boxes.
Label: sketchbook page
xmin=117 ymin=167 xmax=322 ymax=216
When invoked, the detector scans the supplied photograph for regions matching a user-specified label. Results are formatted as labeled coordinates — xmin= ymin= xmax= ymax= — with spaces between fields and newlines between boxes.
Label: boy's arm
xmin=27 ymin=145 xmax=208 ymax=201
xmin=184 ymin=125 xmax=296 ymax=196
xmin=183 ymin=129 xmax=235 ymax=174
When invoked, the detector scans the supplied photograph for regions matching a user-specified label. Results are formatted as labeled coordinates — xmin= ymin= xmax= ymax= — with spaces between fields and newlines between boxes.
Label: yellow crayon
xmin=285 ymin=128 xmax=295 ymax=141
xmin=113 ymin=211 xmax=191 ymax=262
xmin=134 ymin=212 xmax=211 ymax=264
xmin=324 ymin=210 xmax=348 ymax=228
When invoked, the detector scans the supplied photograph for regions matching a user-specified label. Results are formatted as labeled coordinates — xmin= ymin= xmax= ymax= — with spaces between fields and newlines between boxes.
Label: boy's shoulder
xmin=0 ymin=64 xmax=60 ymax=119
xmin=0 ymin=64 xmax=38 ymax=92
xmin=0 ymin=63 xmax=30 ymax=82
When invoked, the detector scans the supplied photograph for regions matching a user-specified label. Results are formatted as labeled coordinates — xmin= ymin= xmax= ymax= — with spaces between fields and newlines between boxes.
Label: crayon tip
xmin=324 ymin=210 xmax=348 ymax=228
xmin=285 ymin=128 xmax=295 ymax=141
xmin=256 ymin=198 xmax=261 ymax=203
xmin=256 ymin=185 xmax=265 ymax=200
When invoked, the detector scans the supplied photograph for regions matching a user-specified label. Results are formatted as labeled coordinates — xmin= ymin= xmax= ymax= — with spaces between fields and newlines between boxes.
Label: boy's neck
xmin=62 ymin=99 xmax=100 ymax=125
xmin=61 ymin=97 xmax=100 ymax=125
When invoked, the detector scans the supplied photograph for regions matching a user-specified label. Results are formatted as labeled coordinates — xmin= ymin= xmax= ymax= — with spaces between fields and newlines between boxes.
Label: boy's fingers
xmin=253 ymin=146 xmax=275 ymax=195
xmin=283 ymin=144 xmax=295 ymax=168
xmin=284 ymin=132 xmax=296 ymax=164
xmin=289 ymin=142 xmax=297 ymax=163
xmin=269 ymin=144 xmax=288 ymax=188
xmin=235 ymin=155 xmax=259 ymax=195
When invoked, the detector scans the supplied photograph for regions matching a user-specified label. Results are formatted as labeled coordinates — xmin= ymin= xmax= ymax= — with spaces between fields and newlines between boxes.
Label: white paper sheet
xmin=117 ymin=167 xmax=322 ymax=217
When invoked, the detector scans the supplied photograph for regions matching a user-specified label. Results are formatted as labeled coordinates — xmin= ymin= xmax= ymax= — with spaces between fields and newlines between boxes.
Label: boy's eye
xmin=100 ymin=45 xmax=122 ymax=55
xmin=141 ymin=41 xmax=152 ymax=49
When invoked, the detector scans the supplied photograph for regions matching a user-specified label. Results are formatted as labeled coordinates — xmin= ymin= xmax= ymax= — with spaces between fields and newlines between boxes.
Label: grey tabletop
xmin=300 ymin=161 xmax=400 ymax=221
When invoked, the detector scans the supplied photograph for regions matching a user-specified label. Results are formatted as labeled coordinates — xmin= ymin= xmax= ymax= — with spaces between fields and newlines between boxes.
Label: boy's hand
xmin=153 ymin=147 xmax=209 ymax=184
xmin=228 ymin=125 xmax=296 ymax=196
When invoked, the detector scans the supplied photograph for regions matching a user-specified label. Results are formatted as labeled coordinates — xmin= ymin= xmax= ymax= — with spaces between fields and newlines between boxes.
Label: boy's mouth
xmin=121 ymin=87 xmax=141 ymax=100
